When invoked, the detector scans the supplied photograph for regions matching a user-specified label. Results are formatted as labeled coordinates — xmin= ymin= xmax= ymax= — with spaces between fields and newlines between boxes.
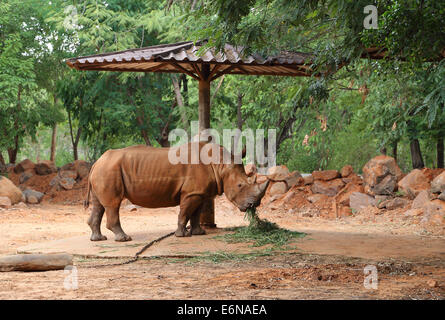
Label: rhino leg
xmin=105 ymin=206 xmax=132 ymax=242
xmin=175 ymin=195 xmax=203 ymax=237
xmin=87 ymin=194 xmax=107 ymax=241
xmin=190 ymin=209 xmax=206 ymax=235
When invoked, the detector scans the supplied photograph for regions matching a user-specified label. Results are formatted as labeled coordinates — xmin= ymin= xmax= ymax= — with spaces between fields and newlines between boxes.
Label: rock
xmin=421 ymin=199 xmax=445 ymax=226
xmin=285 ymin=171 xmax=303 ymax=188
xmin=0 ymin=163 xmax=6 ymax=174
xmin=311 ymin=179 xmax=345 ymax=196
xmin=337 ymin=183 xmax=365 ymax=207
xmin=256 ymin=174 xmax=268 ymax=184
xmin=379 ymin=198 xmax=409 ymax=210
xmin=35 ymin=160 xmax=57 ymax=175
xmin=439 ymin=192 xmax=445 ymax=201
xmin=337 ymin=205 xmax=353 ymax=218
xmin=0 ymin=176 xmax=24 ymax=204
xmin=13 ymin=159 xmax=35 ymax=174
xmin=61 ymin=162 xmax=75 ymax=171
xmin=269 ymin=181 xmax=288 ymax=196
xmin=404 ymin=208 xmax=424 ymax=217
xmin=340 ymin=165 xmax=354 ymax=178
xmin=267 ymin=165 xmax=290 ymax=181
xmin=362 ymin=155 xmax=402 ymax=195
xmin=398 ymin=169 xmax=430 ymax=199
xmin=431 ymin=171 xmax=445 ymax=194
xmin=307 ymin=194 xmax=330 ymax=204
xmin=349 ymin=192 xmax=376 ymax=212
xmin=244 ymin=164 xmax=257 ymax=177
xmin=342 ymin=173 xmax=363 ymax=185
xmin=312 ymin=170 xmax=340 ymax=181
xmin=412 ymin=190 xmax=430 ymax=209
xmin=0 ymin=196 xmax=12 ymax=208
xmin=59 ymin=177 xmax=76 ymax=190
xmin=50 ymin=176 xmax=60 ymax=187
xmin=59 ymin=170 xmax=78 ymax=180
xmin=303 ymin=174 xmax=313 ymax=185
xmin=19 ymin=171 xmax=33 ymax=184
xmin=73 ymin=160 xmax=91 ymax=179
xmin=14 ymin=202 xmax=28 ymax=209
xmin=23 ymin=189 xmax=44 ymax=204
xmin=125 ymin=204 xmax=140 ymax=212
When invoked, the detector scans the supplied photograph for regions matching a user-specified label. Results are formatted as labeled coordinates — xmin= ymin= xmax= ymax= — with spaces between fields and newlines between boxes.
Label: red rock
xmin=303 ymin=174 xmax=313 ymax=185
xmin=340 ymin=165 xmax=354 ymax=177
xmin=0 ymin=176 xmax=24 ymax=204
xmin=73 ymin=160 xmax=91 ymax=179
xmin=412 ymin=190 xmax=430 ymax=209
xmin=337 ymin=183 xmax=364 ymax=206
xmin=59 ymin=170 xmax=78 ymax=180
xmin=256 ymin=174 xmax=268 ymax=184
xmin=307 ymin=194 xmax=330 ymax=204
xmin=349 ymin=192 xmax=376 ymax=212
xmin=285 ymin=171 xmax=303 ymax=188
xmin=267 ymin=165 xmax=290 ymax=181
xmin=312 ymin=170 xmax=340 ymax=181
xmin=13 ymin=159 xmax=35 ymax=174
xmin=380 ymin=197 xmax=409 ymax=210
xmin=431 ymin=171 xmax=445 ymax=194
xmin=269 ymin=181 xmax=288 ymax=196
xmin=421 ymin=199 xmax=445 ymax=226
xmin=0 ymin=196 xmax=12 ymax=208
xmin=342 ymin=173 xmax=363 ymax=185
xmin=59 ymin=177 xmax=76 ymax=190
xmin=35 ymin=160 xmax=57 ymax=175
xmin=311 ymin=179 xmax=345 ymax=196
xmin=362 ymin=155 xmax=402 ymax=195
xmin=244 ymin=164 xmax=257 ymax=176
xmin=398 ymin=169 xmax=430 ymax=199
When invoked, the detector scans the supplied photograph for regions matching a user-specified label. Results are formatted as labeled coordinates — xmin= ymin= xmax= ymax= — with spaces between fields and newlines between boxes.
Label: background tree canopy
xmin=0 ymin=0 xmax=444 ymax=173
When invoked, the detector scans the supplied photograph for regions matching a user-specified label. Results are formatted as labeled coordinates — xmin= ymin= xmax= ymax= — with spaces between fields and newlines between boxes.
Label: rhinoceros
xmin=84 ymin=142 xmax=269 ymax=241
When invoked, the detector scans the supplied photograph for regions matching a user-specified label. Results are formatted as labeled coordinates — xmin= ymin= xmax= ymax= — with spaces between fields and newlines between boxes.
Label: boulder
xmin=362 ymin=155 xmax=402 ymax=195
xmin=439 ymin=192 xmax=445 ymax=201
xmin=244 ymin=164 xmax=257 ymax=177
xmin=312 ymin=170 xmax=340 ymax=181
xmin=14 ymin=159 xmax=35 ymax=174
xmin=59 ymin=177 xmax=76 ymax=190
xmin=23 ymin=189 xmax=44 ymax=204
xmin=267 ymin=165 xmax=290 ymax=181
xmin=285 ymin=171 xmax=303 ymax=188
xmin=311 ymin=179 xmax=345 ymax=196
xmin=431 ymin=171 xmax=445 ymax=194
xmin=340 ymin=165 xmax=354 ymax=178
xmin=59 ymin=170 xmax=78 ymax=180
xmin=397 ymin=169 xmax=430 ymax=199
xmin=256 ymin=174 xmax=268 ymax=184
xmin=303 ymin=174 xmax=313 ymax=185
xmin=349 ymin=192 xmax=376 ymax=212
xmin=61 ymin=162 xmax=75 ymax=171
xmin=74 ymin=160 xmax=91 ymax=179
xmin=19 ymin=171 xmax=33 ymax=184
xmin=0 ymin=176 xmax=24 ymax=204
xmin=269 ymin=181 xmax=288 ymax=196
xmin=404 ymin=208 xmax=424 ymax=217
xmin=35 ymin=160 xmax=57 ymax=175
xmin=337 ymin=183 xmax=365 ymax=207
xmin=0 ymin=196 xmax=12 ymax=208
xmin=421 ymin=200 xmax=445 ymax=226
xmin=342 ymin=173 xmax=363 ymax=185
xmin=412 ymin=190 xmax=430 ymax=209
xmin=307 ymin=194 xmax=330 ymax=204
xmin=378 ymin=197 xmax=409 ymax=210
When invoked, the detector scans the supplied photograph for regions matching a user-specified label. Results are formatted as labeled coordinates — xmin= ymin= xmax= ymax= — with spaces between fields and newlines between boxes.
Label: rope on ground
xmin=80 ymin=231 xmax=175 ymax=268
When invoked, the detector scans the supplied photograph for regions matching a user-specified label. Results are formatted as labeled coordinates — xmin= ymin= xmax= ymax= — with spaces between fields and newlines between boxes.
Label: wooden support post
xmin=198 ymin=64 xmax=216 ymax=228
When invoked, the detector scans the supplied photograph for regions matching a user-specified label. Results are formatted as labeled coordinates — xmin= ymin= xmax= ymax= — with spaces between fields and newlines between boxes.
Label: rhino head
xmin=220 ymin=163 xmax=269 ymax=212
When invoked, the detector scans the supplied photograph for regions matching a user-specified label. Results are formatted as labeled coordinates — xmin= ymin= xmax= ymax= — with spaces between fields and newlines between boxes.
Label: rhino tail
xmin=84 ymin=179 xmax=91 ymax=209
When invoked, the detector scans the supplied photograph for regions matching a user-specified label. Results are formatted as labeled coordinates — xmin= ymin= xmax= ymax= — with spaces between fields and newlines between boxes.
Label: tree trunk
xmin=0 ymin=152 xmax=5 ymax=166
xmin=437 ymin=137 xmax=444 ymax=169
xmin=136 ymin=116 xmax=152 ymax=146
xmin=68 ymin=109 xmax=82 ymax=161
xmin=50 ymin=124 xmax=57 ymax=162
xmin=410 ymin=139 xmax=425 ymax=169
xmin=172 ymin=75 xmax=188 ymax=129
xmin=380 ymin=146 xmax=387 ymax=155
xmin=8 ymin=85 xmax=22 ymax=164
xmin=392 ymin=141 xmax=398 ymax=162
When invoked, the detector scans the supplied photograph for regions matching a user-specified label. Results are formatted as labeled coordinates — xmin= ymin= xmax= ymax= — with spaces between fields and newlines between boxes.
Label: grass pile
xmin=216 ymin=207 xmax=306 ymax=248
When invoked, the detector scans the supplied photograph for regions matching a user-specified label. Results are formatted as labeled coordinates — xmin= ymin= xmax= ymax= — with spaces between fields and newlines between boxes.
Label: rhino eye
xmin=238 ymin=183 xmax=242 ymax=188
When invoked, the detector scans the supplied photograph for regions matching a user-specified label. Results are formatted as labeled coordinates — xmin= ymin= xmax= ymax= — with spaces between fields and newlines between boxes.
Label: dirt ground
xmin=0 ymin=197 xmax=444 ymax=300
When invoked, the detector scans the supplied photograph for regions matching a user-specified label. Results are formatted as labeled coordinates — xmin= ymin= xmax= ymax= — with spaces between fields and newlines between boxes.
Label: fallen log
xmin=0 ymin=253 xmax=73 ymax=272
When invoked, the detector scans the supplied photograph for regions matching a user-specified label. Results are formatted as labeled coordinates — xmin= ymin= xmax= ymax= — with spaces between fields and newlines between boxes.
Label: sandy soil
xmin=0 ymin=198 xmax=444 ymax=300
